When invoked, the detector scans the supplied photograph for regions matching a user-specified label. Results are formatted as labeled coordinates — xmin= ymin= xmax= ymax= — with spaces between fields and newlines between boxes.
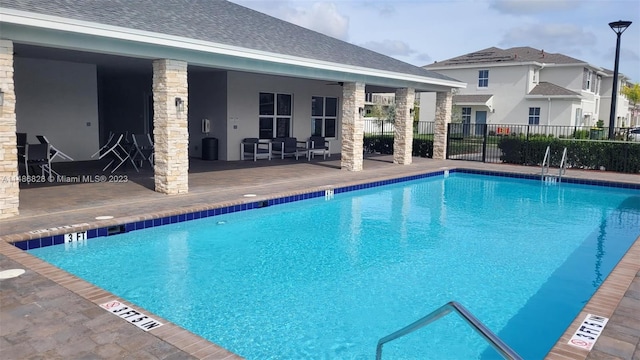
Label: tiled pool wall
xmin=11 ymin=168 xmax=640 ymax=252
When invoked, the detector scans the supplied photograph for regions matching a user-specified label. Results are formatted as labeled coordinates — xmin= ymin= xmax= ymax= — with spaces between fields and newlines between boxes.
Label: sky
xmin=230 ymin=0 xmax=640 ymax=82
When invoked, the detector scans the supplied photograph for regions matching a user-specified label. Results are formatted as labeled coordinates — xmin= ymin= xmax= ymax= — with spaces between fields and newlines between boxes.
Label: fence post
xmin=482 ymin=124 xmax=488 ymax=162
xmin=446 ymin=123 xmax=450 ymax=159
xmin=524 ymin=125 xmax=530 ymax=165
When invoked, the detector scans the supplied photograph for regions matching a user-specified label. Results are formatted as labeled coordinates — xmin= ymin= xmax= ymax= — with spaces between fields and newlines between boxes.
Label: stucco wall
xmin=14 ymin=57 xmax=99 ymax=161
xmin=188 ymin=71 xmax=227 ymax=159
xmin=225 ymin=71 xmax=342 ymax=161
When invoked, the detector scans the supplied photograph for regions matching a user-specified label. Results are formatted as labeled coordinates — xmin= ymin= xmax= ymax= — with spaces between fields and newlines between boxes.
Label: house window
xmin=461 ymin=107 xmax=471 ymax=123
xmin=528 ymin=107 xmax=540 ymax=125
xmin=585 ymin=70 xmax=593 ymax=92
xmin=259 ymin=92 xmax=292 ymax=139
xmin=311 ymin=96 xmax=338 ymax=138
xmin=596 ymin=75 xmax=602 ymax=95
xmin=478 ymin=70 xmax=489 ymax=88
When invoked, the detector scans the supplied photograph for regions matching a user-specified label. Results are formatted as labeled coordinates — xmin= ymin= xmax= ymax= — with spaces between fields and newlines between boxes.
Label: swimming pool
xmin=28 ymin=172 xmax=640 ymax=359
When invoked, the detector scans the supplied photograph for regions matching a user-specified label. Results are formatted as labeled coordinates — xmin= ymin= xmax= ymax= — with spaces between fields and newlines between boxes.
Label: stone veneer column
xmin=393 ymin=87 xmax=415 ymax=165
xmin=152 ymin=59 xmax=189 ymax=194
xmin=433 ymin=91 xmax=453 ymax=160
xmin=0 ymin=40 xmax=18 ymax=218
xmin=341 ymin=82 xmax=365 ymax=171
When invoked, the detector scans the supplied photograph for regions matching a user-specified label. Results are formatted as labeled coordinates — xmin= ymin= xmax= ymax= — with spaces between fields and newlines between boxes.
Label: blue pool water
xmin=29 ymin=173 xmax=640 ymax=359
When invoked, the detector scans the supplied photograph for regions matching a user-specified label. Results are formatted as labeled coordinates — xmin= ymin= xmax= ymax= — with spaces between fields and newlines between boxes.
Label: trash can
xmin=202 ymin=137 xmax=218 ymax=160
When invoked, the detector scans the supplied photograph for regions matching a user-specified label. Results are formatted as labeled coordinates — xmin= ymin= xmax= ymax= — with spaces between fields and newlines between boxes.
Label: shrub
xmin=363 ymin=135 xmax=433 ymax=158
xmin=498 ymin=137 xmax=640 ymax=173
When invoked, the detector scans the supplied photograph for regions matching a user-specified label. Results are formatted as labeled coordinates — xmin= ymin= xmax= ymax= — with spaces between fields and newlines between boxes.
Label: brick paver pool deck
xmin=1 ymin=156 xmax=638 ymax=359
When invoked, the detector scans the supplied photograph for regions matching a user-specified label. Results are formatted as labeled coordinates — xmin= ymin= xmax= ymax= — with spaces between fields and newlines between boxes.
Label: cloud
xmin=490 ymin=0 xmax=575 ymax=14
xmin=500 ymin=23 xmax=595 ymax=56
xmin=360 ymin=39 xmax=417 ymax=57
xmin=281 ymin=2 xmax=349 ymax=40
xmin=232 ymin=1 xmax=349 ymax=40
xmin=415 ymin=53 xmax=433 ymax=63
xmin=360 ymin=1 xmax=396 ymax=15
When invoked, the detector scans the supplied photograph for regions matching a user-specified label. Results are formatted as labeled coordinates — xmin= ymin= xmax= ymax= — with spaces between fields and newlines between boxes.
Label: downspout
xmin=547 ymin=97 xmax=552 ymax=135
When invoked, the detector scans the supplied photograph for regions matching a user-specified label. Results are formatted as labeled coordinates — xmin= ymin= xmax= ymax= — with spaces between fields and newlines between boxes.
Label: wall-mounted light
xmin=358 ymin=107 xmax=364 ymax=117
xmin=175 ymin=97 xmax=184 ymax=113
xmin=409 ymin=108 xmax=415 ymax=116
xmin=0 ymin=89 xmax=4 ymax=107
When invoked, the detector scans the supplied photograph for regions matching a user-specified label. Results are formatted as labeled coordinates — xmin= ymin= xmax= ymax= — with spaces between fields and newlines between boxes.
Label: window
xmin=478 ymin=70 xmax=489 ymax=88
xmin=575 ymin=108 xmax=582 ymax=125
xmin=528 ymin=107 xmax=540 ymax=125
xmin=259 ymin=92 xmax=292 ymax=139
xmin=311 ymin=96 xmax=338 ymax=138
xmin=461 ymin=107 xmax=471 ymax=123
xmin=585 ymin=70 xmax=593 ymax=91
xmin=582 ymin=68 xmax=592 ymax=90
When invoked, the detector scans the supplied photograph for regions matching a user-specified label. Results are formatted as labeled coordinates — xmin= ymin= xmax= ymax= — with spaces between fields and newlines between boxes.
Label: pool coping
xmin=1 ymin=166 xmax=639 ymax=359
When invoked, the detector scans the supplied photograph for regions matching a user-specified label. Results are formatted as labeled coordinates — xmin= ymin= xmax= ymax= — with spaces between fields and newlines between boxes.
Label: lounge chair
xmin=306 ymin=136 xmax=330 ymax=161
xmin=241 ymin=138 xmax=272 ymax=161
xmin=271 ymin=137 xmax=307 ymax=160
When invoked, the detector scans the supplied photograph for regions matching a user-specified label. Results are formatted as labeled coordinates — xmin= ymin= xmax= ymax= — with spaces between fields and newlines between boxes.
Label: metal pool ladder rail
xmin=541 ymin=146 xmax=568 ymax=183
xmin=375 ymin=301 xmax=523 ymax=360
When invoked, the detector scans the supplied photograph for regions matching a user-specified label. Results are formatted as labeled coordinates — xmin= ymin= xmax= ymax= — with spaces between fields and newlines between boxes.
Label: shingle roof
xmin=425 ymin=46 xmax=585 ymax=67
xmin=2 ymin=0 xmax=457 ymax=82
xmin=453 ymin=94 xmax=493 ymax=103
xmin=528 ymin=82 xmax=580 ymax=96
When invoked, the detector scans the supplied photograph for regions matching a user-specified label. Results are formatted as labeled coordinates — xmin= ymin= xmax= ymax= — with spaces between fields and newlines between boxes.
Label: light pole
xmin=608 ymin=20 xmax=632 ymax=140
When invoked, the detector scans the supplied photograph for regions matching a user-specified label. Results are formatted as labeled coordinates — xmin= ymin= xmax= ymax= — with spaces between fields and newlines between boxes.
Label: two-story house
xmin=600 ymin=71 xmax=637 ymax=128
xmin=419 ymin=46 xmax=632 ymax=129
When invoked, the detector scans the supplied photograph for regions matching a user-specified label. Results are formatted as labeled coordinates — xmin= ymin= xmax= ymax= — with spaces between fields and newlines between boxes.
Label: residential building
xmin=0 ymin=0 xmax=465 ymax=217
xmin=600 ymin=71 xmax=638 ymax=128
xmin=419 ymin=46 xmax=634 ymax=129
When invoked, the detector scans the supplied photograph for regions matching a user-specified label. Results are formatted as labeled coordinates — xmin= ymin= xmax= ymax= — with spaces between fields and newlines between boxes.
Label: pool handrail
xmin=541 ymin=145 xmax=551 ymax=179
xmin=375 ymin=301 xmax=523 ymax=360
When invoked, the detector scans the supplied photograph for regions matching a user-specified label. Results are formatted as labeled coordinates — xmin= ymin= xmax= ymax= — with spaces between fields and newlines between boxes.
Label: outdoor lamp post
xmin=608 ymin=20 xmax=632 ymax=140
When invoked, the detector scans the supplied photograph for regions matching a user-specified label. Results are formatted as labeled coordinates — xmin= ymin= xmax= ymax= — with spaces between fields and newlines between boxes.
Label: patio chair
xmin=98 ymin=133 xmax=139 ymax=173
xmin=91 ymin=132 xmax=115 ymax=158
xmin=23 ymin=143 xmax=52 ymax=183
xmin=34 ymin=135 xmax=73 ymax=178
xmin=36 ymin=135 xmax=74 ymax=161
xmin=16 ymin=132 xmax=27 ymax=160
xmin=241 ymin=138 xmax=272 ymax=161
xmin=131 ymin=133 xmax=154 ymax=168
xmin=271 ymin=137 xmax=307 ymax=160
xmin=306 ymin=136 xmax=330 ymax=161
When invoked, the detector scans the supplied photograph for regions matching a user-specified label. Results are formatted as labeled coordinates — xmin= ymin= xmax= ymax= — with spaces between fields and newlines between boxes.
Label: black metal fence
xmin=363 ymin=120 xmax=435 ymax=155
xmin=447 ymin=123 xmax=639 ymax=162
xmin=362 ymin=120 xmax=639 ymax=173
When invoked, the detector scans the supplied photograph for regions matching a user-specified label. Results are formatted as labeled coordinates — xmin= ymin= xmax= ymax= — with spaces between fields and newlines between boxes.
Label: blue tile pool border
xmin=13 ymin=168 xmax=640 ymax=251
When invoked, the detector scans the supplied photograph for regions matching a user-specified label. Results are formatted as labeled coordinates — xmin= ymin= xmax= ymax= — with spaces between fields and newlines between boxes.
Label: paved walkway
xmin=0 ymin=156 xmax=638 ymax=359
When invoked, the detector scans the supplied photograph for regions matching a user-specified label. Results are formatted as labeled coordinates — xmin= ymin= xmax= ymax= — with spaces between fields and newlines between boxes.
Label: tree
xmin=449 ymin=88 xmax=462 ymax=123
xmin=621 ymin=83 xmax=640 ymax=127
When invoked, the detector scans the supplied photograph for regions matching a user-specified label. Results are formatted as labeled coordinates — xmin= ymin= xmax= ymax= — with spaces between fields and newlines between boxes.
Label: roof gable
xmin=2 ymin=0 xmax=456 ymax=82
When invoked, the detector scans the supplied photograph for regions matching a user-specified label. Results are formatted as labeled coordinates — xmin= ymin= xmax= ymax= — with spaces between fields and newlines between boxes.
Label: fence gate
xmin=447 ymin=123 xmax=489 ymax=162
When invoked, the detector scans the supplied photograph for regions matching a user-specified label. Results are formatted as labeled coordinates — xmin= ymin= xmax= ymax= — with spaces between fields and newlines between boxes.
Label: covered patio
xmin=0 ymin=0 xmax=466 ymax=218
